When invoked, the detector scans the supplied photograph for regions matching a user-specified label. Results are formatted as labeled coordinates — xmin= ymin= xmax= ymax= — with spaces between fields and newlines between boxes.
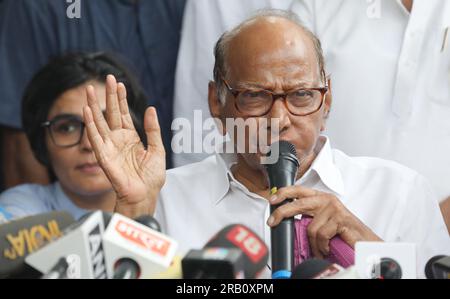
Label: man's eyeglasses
xmin=41 ymin=115 xmax=85 ymax=148
xmin=220 ymin=76 xmax=329 ymax=117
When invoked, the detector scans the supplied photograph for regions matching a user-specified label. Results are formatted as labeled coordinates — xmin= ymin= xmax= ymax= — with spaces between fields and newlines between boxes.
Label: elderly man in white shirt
xmin=83 ymin=10 xmax=450 ymax=278
xmin=290 ymin=0 xmax=450 ymax=230
xmin=173 ymin=0 xmax=293 ymax=167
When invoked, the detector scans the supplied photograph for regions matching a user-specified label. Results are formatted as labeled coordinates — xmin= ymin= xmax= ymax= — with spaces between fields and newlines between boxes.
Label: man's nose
xmin=267 ymin=98 xmax=292 ymax=133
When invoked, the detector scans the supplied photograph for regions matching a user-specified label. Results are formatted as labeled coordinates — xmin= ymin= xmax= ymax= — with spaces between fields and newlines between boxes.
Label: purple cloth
xmin=294 ymin=217 xmax=355 ymax=268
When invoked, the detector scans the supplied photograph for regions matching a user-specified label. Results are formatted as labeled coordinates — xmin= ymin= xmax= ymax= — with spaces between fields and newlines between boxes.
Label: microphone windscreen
xmin=425 ymin=255 xmax=445 ymax=279
xmin=134 ymin=215 xmax=161 ymax=232
xmin=0 ymin=211 xmax=75 ymax=278
xmin=205 ymin=224 xmax=269 ymax=278
xmin=291 ymin=258 xmax=332 ymax=279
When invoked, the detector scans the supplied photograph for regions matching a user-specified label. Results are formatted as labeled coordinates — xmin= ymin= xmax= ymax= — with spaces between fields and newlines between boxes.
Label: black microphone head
xmin=182 ymin=248 xmax=245 ymax=279
xmin=265 ymin=141 xmax=299 ymax=189
xmin=204 ymin=224 xmax=269 ymax=278
xmin=78 ymin=211 xmax=112 ymax=227
xmin=291 ymin=258 xmax=332 ymax=279
xmin=113 ymin=258 xmax=141 ymax=279
xmin=41 ymin=257 xmax=69 ymax=279
xmin=277 ymin=140 xmax=298 ymax=157
xmin=134 ymin=215 xmax=161 ymax=232
xmin=425 ymin=255 xmax=446 ymax=279
xmin=371 ymin=257 xmax=402 ymax=279
xmin=102 ymin=212 xmax=113 ymax=228
xmin=0 ymin=211 xmax=75 ymax=278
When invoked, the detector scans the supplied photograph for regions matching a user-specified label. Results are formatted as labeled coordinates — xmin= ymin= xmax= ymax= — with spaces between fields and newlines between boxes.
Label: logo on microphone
xmin=226 ymin=225 xmax=267 ymax=263
xmin=115 ymin=220 xmax=170 ymax=257
xmin=88 ymin=224 xmax=107 ymax=279
xmin=3 ymin=220 xmax=63 ymax=260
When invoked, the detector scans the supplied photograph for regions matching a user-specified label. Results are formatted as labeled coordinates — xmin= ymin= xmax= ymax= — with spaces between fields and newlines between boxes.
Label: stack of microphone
xmin=0 ymin=209 xmax=271 ymax=279
xmin=0 ymin=140 xmax=447 ymax=279
xmin=0 ymin=207 xmax=448 ymax=279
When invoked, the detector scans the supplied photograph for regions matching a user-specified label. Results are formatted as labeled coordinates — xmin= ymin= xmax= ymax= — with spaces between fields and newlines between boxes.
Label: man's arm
xmin=440 ymin=197 xmax=450 ymax=234
xmin=1 ymin=127 xmax=49 ymax=188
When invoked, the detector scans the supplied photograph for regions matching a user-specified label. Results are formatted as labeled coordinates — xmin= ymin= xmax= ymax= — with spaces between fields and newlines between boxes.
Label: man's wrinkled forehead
xmin=226 ymin=17 xmax=320 ymax=82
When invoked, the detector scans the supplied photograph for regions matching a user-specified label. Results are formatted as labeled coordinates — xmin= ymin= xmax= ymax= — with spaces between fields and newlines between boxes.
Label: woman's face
xmin=45 ymin=81 xmax=112 ymax=196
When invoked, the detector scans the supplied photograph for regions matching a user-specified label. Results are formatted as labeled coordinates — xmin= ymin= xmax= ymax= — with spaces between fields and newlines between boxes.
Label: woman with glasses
xmin=0 ymin=52 xmax=146 ymax=220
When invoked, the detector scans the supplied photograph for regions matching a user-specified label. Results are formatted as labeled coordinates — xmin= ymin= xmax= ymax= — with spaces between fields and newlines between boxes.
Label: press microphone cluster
xmin=24 ymin=211 xmax=178 ymax=279
xmin=22 ymin=211 xmax=268 ymax=279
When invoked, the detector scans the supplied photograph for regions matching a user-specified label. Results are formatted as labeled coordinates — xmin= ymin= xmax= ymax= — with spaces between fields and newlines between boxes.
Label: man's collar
xmin=212 ymin=136 xmax=345 ymax=205
xmin=301 ymin=136 xmax=345 ymax=196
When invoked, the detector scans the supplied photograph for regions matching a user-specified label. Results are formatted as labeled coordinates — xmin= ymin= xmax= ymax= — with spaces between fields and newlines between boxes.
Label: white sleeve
xmin=153 ymin=194 xmax=168 ymax=235
xmin=397 ymin=174 xmax=450 ymax=278
xmin=0 ymin=184 xmax=49 ymax=219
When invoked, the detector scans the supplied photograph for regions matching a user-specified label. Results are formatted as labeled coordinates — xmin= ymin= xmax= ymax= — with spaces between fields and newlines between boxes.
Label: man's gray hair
xmin=213 ymin=9 xmax=325 ymax=104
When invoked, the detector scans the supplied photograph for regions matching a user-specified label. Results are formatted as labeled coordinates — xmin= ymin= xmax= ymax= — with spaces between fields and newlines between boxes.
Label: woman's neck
xmin=60 ymin=184 xmax=116 ymax=212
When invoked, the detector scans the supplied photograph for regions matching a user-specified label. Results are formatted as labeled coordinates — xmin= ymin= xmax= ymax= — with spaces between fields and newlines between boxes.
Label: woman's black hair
xmin=22 ymin=52 xmax=147 ymax=168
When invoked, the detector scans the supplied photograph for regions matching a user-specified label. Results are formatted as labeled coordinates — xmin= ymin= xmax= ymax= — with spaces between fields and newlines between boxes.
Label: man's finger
xmin=270 ymin=185 xmax=320 ymax=205
xmin=117 ymin=82 xmax=136 ymax=130
xmin=106 ymin=74 xmax=122 ymax=130
xmin=86 ymin=85 xmax=110 ymax=138
xmin=267 ymin=196 xmax=324 ymax=227
xmin=315 ymin=220 xmax=339 ymax=257
xmin=306 ymin=205 xmax=337 ymax=258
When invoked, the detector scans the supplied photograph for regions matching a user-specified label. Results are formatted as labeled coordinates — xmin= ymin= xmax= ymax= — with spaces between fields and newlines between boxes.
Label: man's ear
xmin=321 ymin=77 xmax=332 ymax=132
xmin=208 ymin=81 xmax=227 ymax=136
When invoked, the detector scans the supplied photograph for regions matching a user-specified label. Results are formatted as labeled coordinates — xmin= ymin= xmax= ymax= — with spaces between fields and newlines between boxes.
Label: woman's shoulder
xmin=0 ymin=183 xmax=57 ymax=219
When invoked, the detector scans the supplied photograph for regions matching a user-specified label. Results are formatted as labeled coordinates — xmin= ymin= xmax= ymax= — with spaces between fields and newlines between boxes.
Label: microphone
xmin=148 ymin=255 xmax=183 ymax=279
xmin=425 ymin=255 xmax=445 ymax=279
xmin=25 ymin=211 xmax=109 ymax=279
xmin=355 ymin=242 xmax=416 ymax=279
xmin=265 ymin=141 xmax=299 ymax=278
xmin=202 ymin=224 xmax=269 ymax=279
xmin=370 ymin=257 xmax=402 ymax=279
xmin=0 ymin=205 xmax=12 ymax=224
xmin=291 ymin=259 xmax=343 ymax=279
xmin=0 ymin=211 xmax=75 ymax=278
xmin=182 ymin=247 xmax=246 ymax=279
xmin=134 ymin=215 xmax=161 ymax=232
xmin=113 ymin=258 xmax=140 ymax=279
xmin=110 ymin=215 xmax=164 ymax=279
xmin=134 ymin=216 xmax=183 ymax=279
xmin=425 ymin=255 xmax=450 ymax=279
xmin=291 ymin=258 xmax=360 ymax=279
xmin=102 ymin=213 xmax=178 ymax=279
xmin=41 ymin=257 xmax=69 ymax=279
